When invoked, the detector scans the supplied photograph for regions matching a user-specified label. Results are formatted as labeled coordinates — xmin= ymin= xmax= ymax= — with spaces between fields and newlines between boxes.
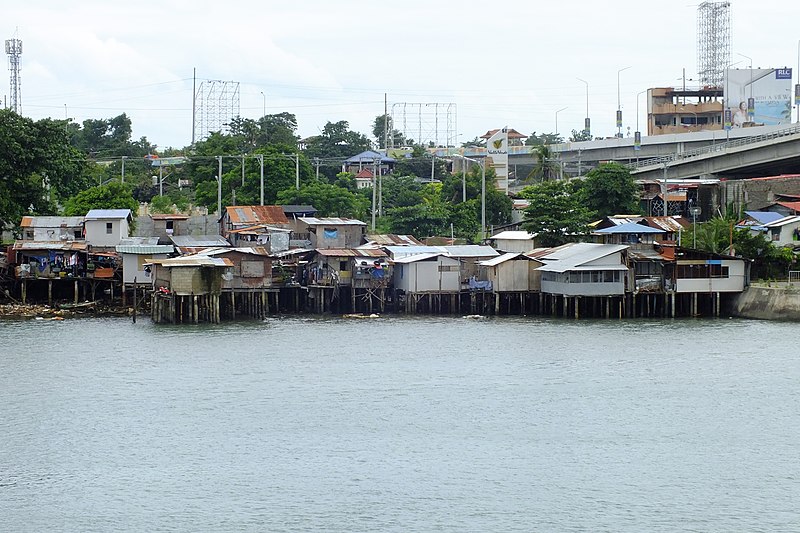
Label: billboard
xmin=486 ymin=128 xmax=509 ymax=193
xmin=724 ymin=68 xmax=792 ymax=127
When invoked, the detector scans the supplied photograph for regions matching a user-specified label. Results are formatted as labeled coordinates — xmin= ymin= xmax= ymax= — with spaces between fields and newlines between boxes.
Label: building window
xmin=323 ymin=228 xmax=338 ymax=239
xmin=106 ymin=222 xmax=113 ymax=234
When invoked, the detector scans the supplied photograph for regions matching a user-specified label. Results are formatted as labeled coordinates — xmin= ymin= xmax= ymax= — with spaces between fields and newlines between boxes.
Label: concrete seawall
xmin=729 ymin=285 xmax=800 ymax=320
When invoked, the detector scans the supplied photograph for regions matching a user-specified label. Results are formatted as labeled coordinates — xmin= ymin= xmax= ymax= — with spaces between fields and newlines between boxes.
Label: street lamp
xmin=555 ymin=107 xmax=567 ymax=138
xmin=260 ymin=91 xmax=266 ymax=117
xmin=617 ymin=66 xmax=632 ymax=137
xmin=577 ymin=78 xmax=590 ymax=135
xmin=737 ymin=52 xmax=753 ymax=121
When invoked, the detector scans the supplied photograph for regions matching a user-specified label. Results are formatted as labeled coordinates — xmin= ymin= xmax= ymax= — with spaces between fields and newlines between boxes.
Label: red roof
xmin=480 ymin=128 xmax=527 ymax=140
xmin=355 ymin=168 xmax=374 ymax=178
xmin=777 ymin=201 xmax=800 ymax=213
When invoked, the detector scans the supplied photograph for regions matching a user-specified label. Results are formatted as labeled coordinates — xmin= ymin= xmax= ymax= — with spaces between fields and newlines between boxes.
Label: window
xmin=340 ymin=260 xmax=348 ymax=271
xmin=74 ymin=230 xmax=82 ymax=239
xmin=676 ymin=264 xmax=730 ymax=279
xmin=438 ymin=264 xmax=459 ymax=272
xmin=106 ymin=222 xmax=113 ymax=234
xmin=323 ymin=228 xmax=338 ymax=239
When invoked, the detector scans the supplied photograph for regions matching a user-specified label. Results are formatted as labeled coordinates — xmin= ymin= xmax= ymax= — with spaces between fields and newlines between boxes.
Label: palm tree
xmin=526 ymin=144 xmax=561 ymax=182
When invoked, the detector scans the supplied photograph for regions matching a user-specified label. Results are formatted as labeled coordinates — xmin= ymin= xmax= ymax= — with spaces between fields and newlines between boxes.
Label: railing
xmin=628 ymin=123 xmax=800 ymax=171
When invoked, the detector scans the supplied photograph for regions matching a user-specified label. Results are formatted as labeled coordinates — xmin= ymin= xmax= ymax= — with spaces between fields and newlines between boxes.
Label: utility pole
xmin=371 ymin=158 xmax=378 ymax=230
xmin=295 ymin=154 xmax=300 ymax=190
xmin=258 ymin=154 xmax=264 ymax=206
xmin=314 ymin=158 xmax=320 ymax=181
xmin=159 ymin=164 xmax=164 ymax=197
xmin=121 ymin=156 xmax=126 ymax=183
xmin=216 ymin=155 xmax=223 ymax=217
xmin=430 ymin=154 xmax=435 ymax=182
xmin=481 ymin=158 xmax=486 ymax=240
xmin=241 ymin=154 xmax=246 ymax=187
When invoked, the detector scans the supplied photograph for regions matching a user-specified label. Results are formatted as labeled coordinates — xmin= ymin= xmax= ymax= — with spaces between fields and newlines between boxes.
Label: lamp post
xmin=260 ymin=91 xmax=266 ymax=117
xmin=555 ymin=107 xmax=567 ymax=138
xmin=577 ymin=77 xmax=589 ymax=135
xmin=617 ymin=66 xmax=632 ymax=137
xmin=737 ymin=52 xmax=753 ymax=121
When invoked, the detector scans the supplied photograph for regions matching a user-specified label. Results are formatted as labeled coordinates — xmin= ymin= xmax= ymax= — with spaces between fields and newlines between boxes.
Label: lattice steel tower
xmin=193 ymin=80 xmax=240 ymax=143
xmin=697 ymin=1 xmax=730 ymax=88
xmin=5 ymin=38 xmax=22 ymax=114
xmin=390 ymin=103 xmax=457 ymax=148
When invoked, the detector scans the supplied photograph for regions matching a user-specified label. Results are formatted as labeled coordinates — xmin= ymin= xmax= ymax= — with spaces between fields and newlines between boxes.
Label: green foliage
xmin=526 ymin=145 xmax=561 ymax=182
xmin=303 ymin=120 xmax=372 ymax=161
xmin=392 ymin=151 xmax=449 ymax=181
xmin=276 ymin=182 xmax=368 ymax=219
xmin=63 ymin=181 xmax=139 ymax=219
xmin=569 ymin=129 xmax=592 ymax=142
xmin=226 ymin=113 xmax=298 ymax=152
xmin=385 ymin=200 xmax=451 ymax=238
xmin=379 ymin=175 xmax=424 ymax=209
xmin=580 ymin=162 xmax=641 ymax=217
xmin=519 ymin=180 xmax=595 ymax=247
xmin=525 ymin=132 xmax=564 ymax=146
xmin=372 ymin=114 xmax=406 ymax=148
xmin=70 ymin=113 xmax=155 ymax=158
xmin=0 ymin=109 xmax=88 ymax=226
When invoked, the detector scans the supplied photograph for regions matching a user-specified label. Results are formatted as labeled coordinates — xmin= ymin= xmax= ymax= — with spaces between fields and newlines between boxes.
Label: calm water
xmin=1 ymin=315 xmax=798 ymax=532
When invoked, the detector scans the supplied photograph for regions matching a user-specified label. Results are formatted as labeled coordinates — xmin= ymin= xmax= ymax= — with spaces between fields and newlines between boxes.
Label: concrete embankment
xmin=729 ymin=285 xmax=800 ymax=320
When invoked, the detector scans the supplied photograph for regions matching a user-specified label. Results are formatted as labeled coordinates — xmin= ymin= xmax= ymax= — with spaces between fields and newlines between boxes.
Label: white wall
xmin=675 ymin=259 xmax=746 ymax=293
xmin=85 ymin=219 xmax=130 ymax=247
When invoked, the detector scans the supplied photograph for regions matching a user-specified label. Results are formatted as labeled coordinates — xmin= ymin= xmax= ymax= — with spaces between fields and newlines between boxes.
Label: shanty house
xmin=489 ymin=230 xmax=537 ymax=253
xmin=672 ymin=249 xmax=748 ymax=293
xmin=84 ymin=209 xmax=132 ymax=248
xmin=192 ymin=247 xmax=273 ymax=290
xmin=20 ymin=216 xmax=84 ymax=242
xmin=537 ymin=243 xmax=629 ymax=296
xmin=392 ymin=253 xmax=460 ymax=294
xmin=593 ymin=222 xmax=666 ymax=246
xmin=306 ymin=248 xmax=389 ymax=288
xmin=479 ymin=253 xmax=542 ymax=293
xmin=299 ymin=217 xmax=367 ymax=249
xmin=169 ymin=235 xmax=231 ymax=255
xmin=115 ymin=237 xmax=174 ymax=285
xmin=221 ymin=205 xmax=290 ymax=240
xmin=762 ymin=215 xmax=800 ymax=246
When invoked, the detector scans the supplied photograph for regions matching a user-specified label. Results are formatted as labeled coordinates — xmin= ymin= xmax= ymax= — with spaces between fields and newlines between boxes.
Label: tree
xmin=276 ymin=182 xmax=368 ymax=219
xmin=580 ymin=162 xmax=641 ymax=217
xmin=303 ymin=120 xmax=372 ymax=161
xmin=227 ymin=113 xmax=298 ymax=151
xmin=385 ymin=201 xmax=451 ymax=238
xmin=372 ymin=114 xmax=406 ymax=148
xmin=569 ymin=129 xmax=592 ymax=142
xmin=0 ymin=109 xmax=88 ymax=227
xmin=526 ymin=145 xmax=561 ymax=182
xmin=519 ymin=180 xmax=594 ymax=247
xmin=525 ymin=132 xmax=563 ymax=146
xmin=392 ymin=146 xmax=448 ymax=181
xmin=63 ymin=181 xmax=138 ymax=218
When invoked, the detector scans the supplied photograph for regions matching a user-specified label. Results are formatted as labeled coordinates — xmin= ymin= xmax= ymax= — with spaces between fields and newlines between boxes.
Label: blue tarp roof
xmin=595 ymin=222 xmax=665 ymax=234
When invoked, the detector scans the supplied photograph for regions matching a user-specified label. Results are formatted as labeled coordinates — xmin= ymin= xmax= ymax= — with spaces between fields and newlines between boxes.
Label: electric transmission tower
xmin=697 ymin=1 xmax=731 ymax=88
xmin=193 ymin=80 xmax=240 ymax=143
xmin=5 ymin=37 xmax=22 ymax=114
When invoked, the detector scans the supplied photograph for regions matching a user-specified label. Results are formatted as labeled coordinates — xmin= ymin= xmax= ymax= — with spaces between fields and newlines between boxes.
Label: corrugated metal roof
xmin=535 ymin=243 xmax=628 ymax=273
xmin=489 ymin=230 xmax=536 ymax=240
xmin=316 ymin=248 xmax=387 ymax=258
xmin=385 ymin=245 xmax=446 ymax=258
xmin=119 ymin=237 xmax=160 ymax=246
xmin=13 ymin=241 xmax=88 ymax=251
xmin=344 ymin=150 xmax=396 ymax=164
xmin=299 ymin=217 xmax=367 ymax=226
xmin=764 ymin=215 xmax=800 ymax=228
xmin=442 ymin=245 xmax=500 ymax=258
xmin=194 ymin=247 xmax=271 ymax=257
xmin=170 ymin=235 xmax=231 ymax=248
xmin=642 ymin=216 xmax=690 ymax=232
xmin=365 ymin=234 xmax=423 ymax=246
xmin=281 ymin=205 xmax=318 ymax=214
xmin=116 ymin=244 xmax=174 ymax=254
xmin=393 ymin=252 xmax=447 ymax=264
xmin=153 ymin=256 xmax=233 ymax=268
xmin=594 ymin=223 xmax=665 ymax=234
xmin=744 ymin=211 xmax=788 ymax=225
xmin=225 ymin=205 xmax=289 ymax=225
xmin=85 ymin=209 xmax=132 ymax=220
xmin=20 ymin=216 xmax=84 ymax=228
xmin=480 ymin=252 xmax=522 ymax=266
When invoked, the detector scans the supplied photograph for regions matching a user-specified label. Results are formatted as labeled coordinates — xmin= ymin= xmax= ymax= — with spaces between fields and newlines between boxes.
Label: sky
xmin=5 ymin=0 xmax=799 ymax=152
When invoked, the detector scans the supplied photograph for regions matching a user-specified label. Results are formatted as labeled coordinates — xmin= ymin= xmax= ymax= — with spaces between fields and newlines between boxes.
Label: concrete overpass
xmin=437 ymin=123 xmax=800 ymax=180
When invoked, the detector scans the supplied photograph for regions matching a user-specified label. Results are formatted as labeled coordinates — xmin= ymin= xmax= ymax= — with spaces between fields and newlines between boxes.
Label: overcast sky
xmin=5 ymin=0 xmax=798 ymax=151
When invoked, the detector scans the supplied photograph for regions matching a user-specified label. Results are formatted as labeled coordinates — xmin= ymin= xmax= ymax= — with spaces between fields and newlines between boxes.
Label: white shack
xmin=480 ymin=252 xmax=542 ymax=293
xmin=392 ymin=253 xmax=460 ymax=293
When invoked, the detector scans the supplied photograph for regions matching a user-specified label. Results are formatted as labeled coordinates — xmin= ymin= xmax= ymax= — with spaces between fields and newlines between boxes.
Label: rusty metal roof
xmin=13 ymin=241 xmax=88 ymax=251
xmin=642 ymin=216 xmax=691 ymax=232
xmin=170 ymin=235 xmax=231 ymax=248
xmin=20 ymin=216 xmax=84 ymax=228
xmin=225 ymin=205 xmax=289 ymax=225
xmin=365 ymin=234 xmax=423 ymax=246
xmin=315 ymin=248 xmax=387 ymax=258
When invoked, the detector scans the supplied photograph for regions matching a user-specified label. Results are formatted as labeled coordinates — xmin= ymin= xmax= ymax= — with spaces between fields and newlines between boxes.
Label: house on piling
xmin=479 ymin=252 xmax=544 ymax=314
xmin=535 ymin=243 xmax=630 ymax=318
xmin=191 ymin=247 xmax=277 ymax=319
xmin=149 ymin=255 xmax=233 ymax=324
xmin=115 ymin=237 xmax=175 ymax=306
xmin=389 ymin=249 xmax=462 ymax=313
xmin=304 ymin=247 xmax=390 ymax=313
xmin=20 ymin=216 xmax=84 ymax=242
xmin=9 ymin=241 xmax=90 ymax=305
xmin=488 ymin=230 xmax=537 ymax=254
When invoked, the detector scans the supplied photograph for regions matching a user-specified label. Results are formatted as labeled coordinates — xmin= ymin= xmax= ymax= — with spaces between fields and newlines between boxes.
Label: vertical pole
xmin=481 ymin=159 xmax=486 ymax=240
xmin=241 ymin=154 xmax=245 ymax=187
xmin=371 ymin=159 xmax=377 ymax=231
xmin=314 ymin=158 xmax=320 ymax=181
xmin=295 ymin=154 xmax=300 ymax=190
xmin=159 ymin=165 xmax=163 ymax=197
xmin=217 ymin=155 xmax=222 ymax=217
xmin=121 ymin=156 xmax=126 ymax=183
xmin=191 ymin=67 xmax=196 ymax=146
xmin=384 ymin=93 xmax=389 ymax=150
xmin=430 ymin=155 xmax=435 ymax=182
xmin=259 ymin=154 xmax=264 ymax=206
xmin=132 ymin=276 xmax=137 ymax=323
